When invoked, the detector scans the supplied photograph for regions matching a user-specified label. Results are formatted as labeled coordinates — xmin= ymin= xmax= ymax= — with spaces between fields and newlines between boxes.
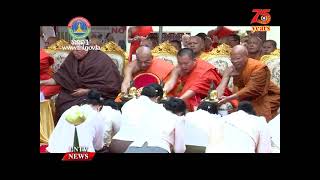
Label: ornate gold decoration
xmin=46 ymin=39 xmax=71 ymax=51
xmin=100 ymin=41 xmax=127 ymax=61
xmin=201 ymin=43 xmax=231 ymax=60
xmin=202 ymin=82 xmax=219 ymax=103
xmin=260 ymin=49 xmax=280 ymax=64
xmin=152 ymin=41 xmax=178 ymax=56
xmin=100 ymin=41 xmax=128 ymax=74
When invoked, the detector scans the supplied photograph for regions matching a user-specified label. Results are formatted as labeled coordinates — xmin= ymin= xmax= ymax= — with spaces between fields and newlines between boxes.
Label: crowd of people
xmin=40 ymin=26 xmax=280 ymax=153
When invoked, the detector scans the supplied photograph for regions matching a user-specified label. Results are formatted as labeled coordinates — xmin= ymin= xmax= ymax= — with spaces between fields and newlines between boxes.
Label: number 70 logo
xmin=251 ymin=9 xmax=271 ymax=25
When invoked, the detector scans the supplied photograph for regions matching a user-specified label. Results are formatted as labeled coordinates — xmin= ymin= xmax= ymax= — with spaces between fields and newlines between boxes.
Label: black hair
xmin=263 ymin=40 xmax=277 ymax=48
xmin=147 ymin=83 xmax=164 ymax=99
xmin=117 ymin=101 xmax=126 ymax=112
xmin=86 ymin=89 xmax=103 ymax=106
xmin=163 ymin=97 xmax=187 ymax=116
xmin=177 ymin=48 xmax=195 ymax=60
xmin=238 ymin=101 xmax=256 ymax=115
xmin=197 ymin=101 xmax=218 ymax=115
xmin=103 ymin=99 xmax=119 ymax=110
xmin=141 ymin=86 xmax=158 ymax=98
xmin=195 ymin=33 xmax=208 ymax=42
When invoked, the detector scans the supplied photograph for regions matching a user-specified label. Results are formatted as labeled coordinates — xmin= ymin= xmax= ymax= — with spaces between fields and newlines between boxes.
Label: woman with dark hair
xmin=237 ymin=101 xmax=256 ymax=115
xmin=47 ymin=89 xmax=105 ymax=153
xmin=197 ymin=101 xmax=219 ymax=115
xmin=111 ymin=84 xmax=185 ymax=153
xmin=163 ymin=97 xmax=187 ymax=116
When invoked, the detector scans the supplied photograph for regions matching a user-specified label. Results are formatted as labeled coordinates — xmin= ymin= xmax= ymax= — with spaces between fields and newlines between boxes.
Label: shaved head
xmin=136 ymin=46 xmax=152 ymax=56
xmin=188 ymin=36 xmax=204 ymax=55
xmin=230 ymin=45 xmax=249 ymax=71
xmin=247 ymin=36 xmax=263 ymax=54
xmin=136 ymin=46 xmax=153 ymax=71
xmin=231 ymin=45 xmax=248 ymax=56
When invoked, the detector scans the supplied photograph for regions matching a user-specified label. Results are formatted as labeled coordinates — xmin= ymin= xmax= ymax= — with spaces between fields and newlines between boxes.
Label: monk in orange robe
xmin=40 ymin=48 xmax=60 ymax=98
xmin=188 ymin=36 xmax=208 ymax=59
xmin=128 ymin=26 xmax=153 ymax=62
xmin=217 ymin=45 xmax=280 ymax=121
xmin=208 ymin=26 xmax=234 ymax=48
xmin=247 ymin=36 xmax=263 ymax=60
xmin=121 ymin=46 xmax=174 ymax=93
xmin=164 ymin=48 xmax=236 ymax=111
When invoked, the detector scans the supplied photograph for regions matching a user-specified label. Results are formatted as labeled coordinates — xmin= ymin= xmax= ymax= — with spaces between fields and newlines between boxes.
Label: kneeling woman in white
xmin=99 ymin=100 xmax=123 ymax=150
xmin=206 ymin=109 xmax=272 ymax=153
xmin=47 ymin=90 xmax=106 ymax=153
xmin=114 ymin=84 xmax=186 ymax=153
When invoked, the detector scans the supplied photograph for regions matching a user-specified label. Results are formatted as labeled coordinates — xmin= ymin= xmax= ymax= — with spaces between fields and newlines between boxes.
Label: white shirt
xmin=113 ymin=96 xmax=186 ymax=153
xmin=47 ymin=105 xmax=105 ymax=153
xmin=184 ymin=110 xmax=222 ymax=146
xmin=268 ymin=114 xmax=280 ymax=153
xmin=206 ymin=110 xmax=272 ymax=153
xmin=99 ymin=106 xmax=123 ymax=147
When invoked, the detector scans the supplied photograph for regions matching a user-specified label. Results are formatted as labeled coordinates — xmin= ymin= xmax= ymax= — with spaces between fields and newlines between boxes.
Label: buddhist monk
xmin=164 ymin=48 xmax=235 ymax=111
xmin=247 ymin=36 xmax=263 ymax=60
xmin=208 ymin=26 xmax=235 ymax=48
xmin=128 ymin=26 xmax=153 ymax=62
xmin=121 ymin=46 xmax=174 ymax=93
xmin=187 ymin=36 xmax=208 ymax=60
xmin=262 ymin=40 xmax=277 ymax=55
xmin=40 ymin=49 xmax=122 ymax=121
xmin=40 ymin=48 xmax=61 ymax=98
xmin=217 ymin=45 xmax=280 ymax=121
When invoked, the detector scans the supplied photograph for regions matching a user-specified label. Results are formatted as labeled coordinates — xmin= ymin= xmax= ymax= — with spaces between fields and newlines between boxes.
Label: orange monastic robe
xmin=234 ymin=58 xmax=280 ymax=121
xmin=133 ymin=58 xmax=174 ymax=83
xmin=40 ymin=48 xmax=60 ymax=98
xmin=169 ymin=59 xmax=235 ymax=111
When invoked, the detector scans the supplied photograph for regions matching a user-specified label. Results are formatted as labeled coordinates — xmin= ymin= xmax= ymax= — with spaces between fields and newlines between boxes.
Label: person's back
xmin=207 ymin=110 xmax=271 ymax=153
xmin=99 ymin=100 xmax=123 ymax=148
xmin=116 ymin=85 xmax=185 ymax=153
xmin=47 ymin=104 xmax=105 ymax=153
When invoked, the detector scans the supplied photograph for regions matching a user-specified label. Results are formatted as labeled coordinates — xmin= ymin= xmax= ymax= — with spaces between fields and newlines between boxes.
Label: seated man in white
xmin=113 ymin=84 xmax=186 ymax=153
xmin=206 ymin=101 xmax=272 ymax=153
xmin=268 ymin=114 xmax=280 ymax=153
xmin=47 ymin=90 xmax=106 ymax=153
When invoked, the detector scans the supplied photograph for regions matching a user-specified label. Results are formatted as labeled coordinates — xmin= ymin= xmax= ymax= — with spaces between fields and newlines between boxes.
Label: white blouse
xmin=47 ymin=105 xmax=105 ymax=153
xmin=113 ymin=96 xmax=186 ymax=153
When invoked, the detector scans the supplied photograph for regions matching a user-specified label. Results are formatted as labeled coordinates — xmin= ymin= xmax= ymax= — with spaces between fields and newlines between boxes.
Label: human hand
xmin=71 ymin=88 xmax=90 ymax=97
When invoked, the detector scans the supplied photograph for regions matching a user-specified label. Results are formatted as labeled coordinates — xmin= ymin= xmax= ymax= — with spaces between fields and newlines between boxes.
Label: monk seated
xmin=121 ymin=46 xmax=174 ymax=94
